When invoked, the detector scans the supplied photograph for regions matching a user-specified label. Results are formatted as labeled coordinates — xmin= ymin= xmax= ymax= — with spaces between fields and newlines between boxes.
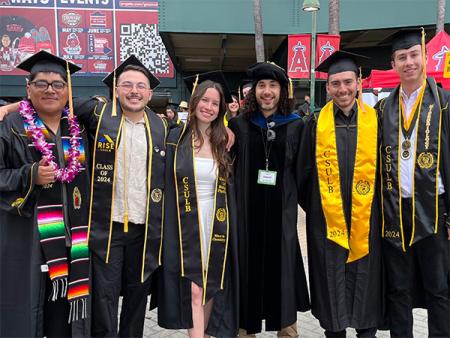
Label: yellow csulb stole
xmin=316 ymin=100 xmax=377 ymax=262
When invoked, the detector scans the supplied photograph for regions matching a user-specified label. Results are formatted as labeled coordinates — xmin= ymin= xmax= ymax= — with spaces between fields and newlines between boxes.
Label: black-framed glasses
xmin=29 ymin=80 xmax=67 ymax=91
xmin=117 ymin=81 xmax=151 ymax=92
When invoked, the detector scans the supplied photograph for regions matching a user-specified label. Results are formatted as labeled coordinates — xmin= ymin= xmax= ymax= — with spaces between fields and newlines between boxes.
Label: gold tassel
xmin=421 ymin=27 xmax=427 ymax=80
xmin=66 ymin=61 xmax=74 ymax=118
xmin=123 ymin=213 xmax=128 ymax=233
xmin=238 ymin=85 xmax=241 ymax=103
xmin=112 ymin=70 xmax=117 ymax=117
xmin=358 ymin=67 xmax=365 ymax=112
xmin=288 ymin=77 xmax=294 ymax=99
xmin=192 ymin=74 xmax=199 ymax=94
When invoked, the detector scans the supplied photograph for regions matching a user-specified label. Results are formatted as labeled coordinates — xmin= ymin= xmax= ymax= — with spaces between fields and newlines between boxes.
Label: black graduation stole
xmin=87 ymin=102 xmax=167 ymax=282
xmin=380 ymin=77 xmax=443 ymax=251
xmin=173 ymin=126 xmax=229 ymax=304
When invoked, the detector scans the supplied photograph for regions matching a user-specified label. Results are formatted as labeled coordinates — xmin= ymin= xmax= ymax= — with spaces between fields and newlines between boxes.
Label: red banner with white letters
xmin=315 ymin=34 xmax=340 ymax=79
xmin=287 ymin=34 xmax=340 ymax=79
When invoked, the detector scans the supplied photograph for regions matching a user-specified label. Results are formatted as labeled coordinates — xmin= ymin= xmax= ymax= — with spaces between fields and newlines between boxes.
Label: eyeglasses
xmin=117 ymin=81 xmax=151 ymax=92
xmin=29 ymin=80 xmax=67 ymax=91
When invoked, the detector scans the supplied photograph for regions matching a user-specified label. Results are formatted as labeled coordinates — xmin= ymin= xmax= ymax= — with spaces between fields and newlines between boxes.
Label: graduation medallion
xmin=73 ymin=186 xmax=81 ymax=209
xmin=216 ymin=208 xmax=227 ymax=222
xmin=401 ymin=139 xmax=411 ymax=151
xmin=417 ymin=152 xmax=434 ymax=169
xmin=401 ymin=150 xmax=411 ymax=160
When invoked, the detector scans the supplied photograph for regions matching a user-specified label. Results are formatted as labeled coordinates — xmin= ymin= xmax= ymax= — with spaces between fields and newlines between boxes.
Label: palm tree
xmin=436 ymin=0 xmax=446 ymax=33
xmin=253 ymin=0 xmax=265 ymax=62
xmin=328 ymin=0 xmax=340 ymax=35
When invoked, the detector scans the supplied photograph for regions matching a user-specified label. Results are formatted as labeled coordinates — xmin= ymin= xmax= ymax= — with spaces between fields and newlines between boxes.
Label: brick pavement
xmin=142 ymin=209 xmax=429 ymax=337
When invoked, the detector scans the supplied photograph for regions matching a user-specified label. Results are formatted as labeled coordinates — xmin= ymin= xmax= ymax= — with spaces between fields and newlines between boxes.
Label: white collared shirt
xmin=399 ymin=86 xmax=445 ymax=197
xmin=113 ymin=116 xmax=148 ymax=224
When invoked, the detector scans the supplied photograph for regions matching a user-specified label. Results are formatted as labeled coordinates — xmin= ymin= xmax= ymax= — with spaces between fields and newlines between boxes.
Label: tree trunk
xmin=436 ymin=0 xmax=446 ymax=33
xmin=253 ymin=0 xmax=265 ymax=62
xmin=328 ymin=0 xmax=340 ymax=35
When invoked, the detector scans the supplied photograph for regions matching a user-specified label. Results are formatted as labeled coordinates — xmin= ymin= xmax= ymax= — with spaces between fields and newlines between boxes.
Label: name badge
xmin=257 ymin=169 xmax=277 ymax=186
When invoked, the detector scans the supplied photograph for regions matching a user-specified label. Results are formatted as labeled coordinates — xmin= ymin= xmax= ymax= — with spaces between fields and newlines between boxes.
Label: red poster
xmin=316 ymin=34 xmax=340 ymax=79
xmin=57 ymin=9 xmax=114 ymax=74
xmin=288 ymin=34 xmax=311 ymax=79
xmin=0 ymin=8 xmax=57 ymax=75
xmin=115 ymin=11 xmax=174 ymax=78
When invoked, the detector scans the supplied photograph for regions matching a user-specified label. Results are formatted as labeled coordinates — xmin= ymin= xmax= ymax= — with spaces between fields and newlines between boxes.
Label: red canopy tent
xmin=363 ymin=31 xmax=450 ymax=89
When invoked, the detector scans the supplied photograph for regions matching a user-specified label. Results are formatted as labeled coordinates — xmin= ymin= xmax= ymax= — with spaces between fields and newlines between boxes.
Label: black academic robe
xmin=0 ymin=111 xmax=90 ymax=337
xmin=376 ymin=79 xmax=450 ymax=308
xmin=297 ymin=105 xmax=383 ymax=332
xmin=228 ymin=114 xmax=310 ymax=334
xmin=157 ymin=127 xmax=239 ymax=337
xmin=73 ymin=97 xmax=167 ymax=284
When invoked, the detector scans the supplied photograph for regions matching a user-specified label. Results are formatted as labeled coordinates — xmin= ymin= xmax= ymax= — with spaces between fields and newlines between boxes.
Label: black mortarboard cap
xmin=316 ymin=50 xmax=368 ymax=76
xmin=247 ymin=62 xmax=289 ymax=85
xmin=241 ymin=78 xmax=253 ymax=89
xmin=103 ymin=55 xmax=160 ymax=89
xmin=16 ymin=50 xmax=81 ymax=76
xmin=184 ymin=71 xmax=233 ymax=103
xmin=388 ymin=28 xmax=423 ymax=54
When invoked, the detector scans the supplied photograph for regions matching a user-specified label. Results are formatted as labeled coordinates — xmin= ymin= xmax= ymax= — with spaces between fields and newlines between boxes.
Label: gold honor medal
xmin=73 ymin=187 xmax=82 ymax=209
xmin=417 ymin=152 xmax=434 ymax=169
xmin=150 ymin=188 xmax=162 ymax=203
xmin=401 ymin=139 xmax=411 ymax=150
xmin=216 ymin=208 xmax=227 ymax=222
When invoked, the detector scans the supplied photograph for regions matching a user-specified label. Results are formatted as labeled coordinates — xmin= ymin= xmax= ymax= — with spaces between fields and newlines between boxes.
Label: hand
xmin=447 ymin=228 xmax=450 ymax=241
xmin=0 ymin=106 xmax=9 ymax=121
xmin=225 ymin=126 xmax=235 ymax=152
xmin=36 ymin=159 xmax=56 ymax=186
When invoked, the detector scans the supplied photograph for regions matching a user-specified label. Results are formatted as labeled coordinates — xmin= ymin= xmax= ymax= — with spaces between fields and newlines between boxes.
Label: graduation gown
xmin=0 ymin=111 xmax=90 ymax=337
xmin=228 ymin=114 xmax=310 ymax=334
xmin=157 ymin=126 xmax=239 ymax=337
xmin=297 ymin=105 xmax=383 ymax=332
xmin=377 ymin=78 xmax=450 ymax=309
xmin=73 ymin=97 xmax=167 ymax=283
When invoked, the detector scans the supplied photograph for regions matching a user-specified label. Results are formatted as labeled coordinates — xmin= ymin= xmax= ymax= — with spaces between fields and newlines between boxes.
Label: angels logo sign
xmin=288 ymin=35 xmax=311 ymax=79
xmin=432 ymin=46 xmax=450 ymax=71
xmin=288 ymin=34 xmax=340 ymax=79
xmin=289 ymin=41 xmax=309 ymax=73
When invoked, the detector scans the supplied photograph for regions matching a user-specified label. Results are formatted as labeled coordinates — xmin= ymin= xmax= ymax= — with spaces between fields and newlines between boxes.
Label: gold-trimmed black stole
xmin=381 ymin=77 xmax=442 ymax=251
xmin=87 ymin=102 xmax=167 ymax=282
xmin=174 ymin=127 xmax=229 ymax=304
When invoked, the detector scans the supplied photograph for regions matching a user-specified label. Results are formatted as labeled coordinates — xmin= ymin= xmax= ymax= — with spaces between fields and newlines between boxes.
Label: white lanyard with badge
xmin=257 ymin=121 xmax=277 ymax=186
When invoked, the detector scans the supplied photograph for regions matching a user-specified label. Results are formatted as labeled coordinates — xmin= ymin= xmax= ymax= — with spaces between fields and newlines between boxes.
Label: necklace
xmin=19 ymin=99 xmax=82 ymax=183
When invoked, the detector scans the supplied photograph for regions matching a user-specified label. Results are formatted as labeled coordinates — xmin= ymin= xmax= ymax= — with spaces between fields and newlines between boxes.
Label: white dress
xmin=194 ymin=157 xmax=217 ymax=264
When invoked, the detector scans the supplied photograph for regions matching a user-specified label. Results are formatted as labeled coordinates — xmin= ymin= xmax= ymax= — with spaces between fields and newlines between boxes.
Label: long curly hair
xmin=188 ymin=80 xmax=231 ymax=178
xmin=242 ymin=82 xmax=294 ymax=118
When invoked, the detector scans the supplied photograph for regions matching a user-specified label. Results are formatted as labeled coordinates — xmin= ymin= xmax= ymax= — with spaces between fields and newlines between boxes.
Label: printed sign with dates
xmin=0 ymin=0 xmax=175 ymax=78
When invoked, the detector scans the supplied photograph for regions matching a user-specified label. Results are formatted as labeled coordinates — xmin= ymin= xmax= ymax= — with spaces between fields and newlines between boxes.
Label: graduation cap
xmin=315 ymin=50 xmax=368 ymax=76
xmin=103 ymin=55 xmax=160 ymax=116
xmin=103 ymin=55 xmax=160 ymax=90
xmin=388 ymin=28 xmax=423 ymax=54
xmin=17 ymin=50 xmax=81 ymax=118
xmin=246 ymin=61 xmax=294 ymax=99
xmin=239 ymin=78 xmax=253 ymax=101
xmin=16 ymin=50 xmax=81 ymax=76
xmin=184 ymin=71 xmax=233 ymax=103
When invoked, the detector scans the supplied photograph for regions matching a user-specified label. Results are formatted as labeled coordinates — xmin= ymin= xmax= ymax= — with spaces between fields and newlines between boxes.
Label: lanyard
xmin=260 ymin=121 xmax=275 ymax=170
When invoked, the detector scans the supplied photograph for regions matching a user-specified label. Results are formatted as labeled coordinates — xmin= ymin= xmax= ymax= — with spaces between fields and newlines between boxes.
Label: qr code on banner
xmin=120 ymin=23 xmax=171 ymax=75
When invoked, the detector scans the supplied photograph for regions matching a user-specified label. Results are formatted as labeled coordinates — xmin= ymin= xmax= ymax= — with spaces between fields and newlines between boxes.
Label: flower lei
xmin=19 ymin=99 xmax=82 ymax=183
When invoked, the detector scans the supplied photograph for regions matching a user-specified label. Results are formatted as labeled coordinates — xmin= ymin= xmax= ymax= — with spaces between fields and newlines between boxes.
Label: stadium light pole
xmin=303 ymin=0 xmax=320 ymax=113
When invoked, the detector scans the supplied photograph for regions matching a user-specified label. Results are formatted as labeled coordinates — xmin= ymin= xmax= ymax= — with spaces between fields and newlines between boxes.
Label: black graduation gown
xmin=376 ymin=80 xmax=450 ymax=308
xmin=297 ymin=106 xmax=383 ymax=332
xmin=228 ymin=114 xmax=310 ymax=334
xmin=0 ymin=112 xmax=90 ymax=337
xmin=157 ymin=127 xmax=239 ymax=337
